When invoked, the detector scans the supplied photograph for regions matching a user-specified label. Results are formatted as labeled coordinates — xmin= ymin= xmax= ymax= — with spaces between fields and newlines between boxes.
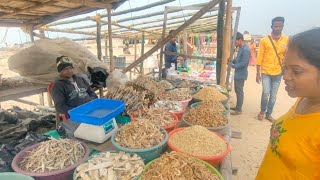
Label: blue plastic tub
xmin=111 ymin=128 xmax=168 ymax=163
xmin=69 ymin=99 xmax=125 ymax=126
xmin=0 ymin=172 xmax=34 ymax=180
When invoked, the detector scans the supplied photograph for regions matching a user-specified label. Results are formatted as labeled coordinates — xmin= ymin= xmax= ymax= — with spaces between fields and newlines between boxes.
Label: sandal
xmin=257 ymin=112 xmax=264 ymax=120
xmin=266 ymin=116 xmax=276 ymax=123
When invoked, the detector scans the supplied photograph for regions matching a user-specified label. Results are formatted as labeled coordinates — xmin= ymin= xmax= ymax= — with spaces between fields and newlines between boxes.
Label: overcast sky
xmin=0 ymin=0 xmax=319 ymax=45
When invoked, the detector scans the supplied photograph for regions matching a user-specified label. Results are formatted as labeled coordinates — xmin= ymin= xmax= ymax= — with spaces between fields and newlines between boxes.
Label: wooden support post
xmin=134 ymin=37 xmax=137 ymax=76
xmin=96 ymin=14 xmax=102 ymax=61
xmin=216 ymin=1 xmax=225 ymax=84
xmin=104 ymin=33 xmax=108 ymax=61
xmin=140 ymin=32 xmax=145 ymax=74
xmin=158 ymin=7 xmax=168 ymax=80
xmin=226 ymin=7 xmax=241 ymax=89
xmin=30 ymin=30 xmax=34 ymax=43
xmin=39 ymin=30 xmax=45 ymax=39
xmin=107 ymin=6 xmax=114 ymax=71
xmin=39 ymin=93 xmax=44 ymax=106
xmin=123 ymin=0 xmax=223 ymax=74
xmin=47 ymin=93 xmax=53 ymax=107
xmin=220 ymin=0 xmax=232 ymax=86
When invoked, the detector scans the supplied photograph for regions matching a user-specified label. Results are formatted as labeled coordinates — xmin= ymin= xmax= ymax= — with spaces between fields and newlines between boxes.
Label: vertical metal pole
xmin=140 ymin=32 xmax=145 ymax=74
xmin=226 ymin=7 xmax=241 ymax=89
xmin=216 ymin=1 xmax=225 ymax=84
xmin=159 ymin=7 xmax=168 ymax=80
xmin=107 ymin=6 xmax=114 ymax=71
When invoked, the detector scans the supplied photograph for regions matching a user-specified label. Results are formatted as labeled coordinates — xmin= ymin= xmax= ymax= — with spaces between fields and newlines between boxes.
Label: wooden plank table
xmin=0 ymin=85 xmax=47 ymax=102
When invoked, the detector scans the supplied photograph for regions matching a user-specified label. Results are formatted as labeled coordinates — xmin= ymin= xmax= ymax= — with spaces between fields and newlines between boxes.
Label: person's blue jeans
xmin=261 ymin=74 xmax=282 ymax=117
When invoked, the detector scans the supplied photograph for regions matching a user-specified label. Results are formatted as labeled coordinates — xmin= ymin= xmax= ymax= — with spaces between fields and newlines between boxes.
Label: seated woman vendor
xmin=51 ymin=56 xmax=98 ymax=116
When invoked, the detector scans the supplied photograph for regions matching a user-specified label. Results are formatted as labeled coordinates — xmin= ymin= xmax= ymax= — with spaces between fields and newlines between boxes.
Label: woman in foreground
xmin=256 ymin=28 xmax=320 ymax=179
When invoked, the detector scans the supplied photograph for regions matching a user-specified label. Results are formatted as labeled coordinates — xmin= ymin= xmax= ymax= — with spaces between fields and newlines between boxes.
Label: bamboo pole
xmin=216 ymin=1 xmax=225 ymax=84
xmin=140 ymin=32 xmax=145 ymax=74
xmin=158 ymin=7 xmax=168 ymax=80
xmin=107 ymin=6 xmax=114 ymax=71
xmin=220 ymin=0 xmax=232 ymax=86
xmin=96 ymin=15 xmax=102 ymax=61
xmin=123 ymin=0 xmax=223 ymax=74
xmin=48 ymin=0 xmax=175 ymax=27
xmin=226 ymin=7 xmax=241 ymax=89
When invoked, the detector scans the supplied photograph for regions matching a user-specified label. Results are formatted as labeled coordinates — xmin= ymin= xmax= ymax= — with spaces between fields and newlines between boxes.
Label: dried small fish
xmin=193 ymin=87 xmax=227 ymax=102
xmin=74 ymin=152 xmax=145 ymax=180
xmin=19 ymin=138 xmax=85 ymax=173
xmin=185 ymin=105 xmax=228 ymax=128
xmin=141 ymin=152 xmax=221 ymax=180
xmin=158 ymin=80 xmax=174 ymax=89
xmin=162 ymin=88 xmax=191 ymax=101
xmin=115 ymin=121 xmax=164 ymax=149
xmin=169 ymin=126 xmax=227 ymax=157
xmin=153 ymin=100 xmax=183 ymax=112
xmin=136 ymin=108 xmax=177 ymax=127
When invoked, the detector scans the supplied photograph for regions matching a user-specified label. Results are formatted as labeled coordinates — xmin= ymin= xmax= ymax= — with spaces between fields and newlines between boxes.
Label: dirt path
xmin=230 ymin=66 xmax=296 ymax=180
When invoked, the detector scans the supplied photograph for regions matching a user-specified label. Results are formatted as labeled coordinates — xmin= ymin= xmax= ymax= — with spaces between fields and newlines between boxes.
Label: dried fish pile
xmin=154 ymin=100 xmax=183 ymax=112
xmin=19 ymin=138 xmax=85 ymax=173
xmin=185 ymin=106 xmax=228 ymax=127
xmin=193 ymin=87 xmax=227 ymax=102
xmin=115 ymin=121 xmax=165 ymax=149
xmin=130 ymin=75 xmax=165 ymax=96
xmin=170 ymin=126 xmax=227 ymax=157
xmin=162 ymin=88 xmax=192 ymax=101
xmin=177 ymin=81 xmax=199 ymax=88
xmin=141 ymin=152 xmax=220 ymax=180
xmin=196 ymin=101 xmax=225 ymax=114
xmin=74 ymin=151 xmax=145 ymax=180
xmin=104 ymin=86 xmax=147 ymax=115
xmin=158 ymin=80 xmax=174 ymax=89
xmin=126 ymin=82 xmax=157 ymax=106
xmin=136 ymin=108 xmax=177 ymax=127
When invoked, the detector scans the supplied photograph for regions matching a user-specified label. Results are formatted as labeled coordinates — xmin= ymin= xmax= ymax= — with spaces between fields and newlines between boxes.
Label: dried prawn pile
xmin=115 ymin=121 xmax=165 ymax=149
xmin=141 ymin=152 xmax=220 ymax=180
xmin=196 ymin=101 xmax=226 ymax=114
xmin=169 ymin=126 xmax=227 ymax=157
xmin=74 ymin=151 xmax=144 ymax=180
xmin=136 ymin=108 xmax=177 ymax=127
xmin=185 ymin=103 xmax=228 ymax=127
xmin=193 ymin=87 xmax=227 ymax=102
xmin=162 ymin=88 xmax=191 ymax=101
xmin=154 ymin=100 xmax=183 ymax=112
xmin=105 ymin=86 xmax=146 ymax=115
xmin=158 ymin=80 xmax=174 ymax=89
xmin=19 ymin=138 xmax=85 ymax=173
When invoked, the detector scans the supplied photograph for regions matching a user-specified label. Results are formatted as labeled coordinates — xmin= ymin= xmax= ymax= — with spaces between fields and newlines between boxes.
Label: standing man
xmin=162 ymin=30 xmax=183 ymax=78
xmin=229 ymin=32 xmax=250 ymax=115
xmin=256 ymin=17 xmax=289 ymax=122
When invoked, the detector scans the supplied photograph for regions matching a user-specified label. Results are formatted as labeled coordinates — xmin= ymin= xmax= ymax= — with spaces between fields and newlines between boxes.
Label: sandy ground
xmin=230 ymin=66 xmax=296 ymax=180
xmin=1 ymin=46 xmax=296 ymax=179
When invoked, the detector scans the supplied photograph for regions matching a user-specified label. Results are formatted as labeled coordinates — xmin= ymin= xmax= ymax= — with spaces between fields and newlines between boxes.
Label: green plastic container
xmin=138 ymin=157 xmax=224 ymax=180
xmin=0 ymin=173 xmax=34 ymax=180
xmin=111 ymin=128 xmax=168 ymax=163
xmin=115 ymin=115 xmax=131 ymax=124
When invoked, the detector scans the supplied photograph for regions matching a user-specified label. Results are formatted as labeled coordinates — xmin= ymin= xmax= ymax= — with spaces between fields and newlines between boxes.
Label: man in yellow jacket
xmin=256 ymin=17 xmax=289 ymax=122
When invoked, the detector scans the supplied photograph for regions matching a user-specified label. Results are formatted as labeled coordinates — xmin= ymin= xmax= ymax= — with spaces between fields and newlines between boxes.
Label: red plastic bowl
xmin=12 ymin=141 xmax=90 ymax=180
xmin=167 ymin=128 xmax=231 ymax=167
xmin=171 ymin=110 xmax=185 ymax=121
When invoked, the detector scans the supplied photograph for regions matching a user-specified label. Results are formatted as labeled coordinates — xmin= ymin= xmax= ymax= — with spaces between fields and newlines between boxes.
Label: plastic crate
xmin=105 ymin=56 xmax=126 ymax=69
xmin=68 ymin=99 xmax=125 ymax=126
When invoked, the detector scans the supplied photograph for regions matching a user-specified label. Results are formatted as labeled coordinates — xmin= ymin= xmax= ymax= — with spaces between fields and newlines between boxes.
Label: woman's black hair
xmin=289 ymin=28 xmax=320 ymax=70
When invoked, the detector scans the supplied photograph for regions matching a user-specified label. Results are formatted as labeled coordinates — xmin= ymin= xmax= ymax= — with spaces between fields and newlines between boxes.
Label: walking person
xmin=229 ymin=32 xmax=250 ymax=115
xmin=256 ymin=17 xmax=289 ymax=122
xmin=256 ymin=28 xmax=320 ymax=180
xmin=249 ymin=39 xmax=256 ymax=66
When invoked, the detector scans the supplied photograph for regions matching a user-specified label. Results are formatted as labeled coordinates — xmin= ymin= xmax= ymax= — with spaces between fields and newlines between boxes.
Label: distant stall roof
xmin=0 ymin=0 xmax=127 ymax=28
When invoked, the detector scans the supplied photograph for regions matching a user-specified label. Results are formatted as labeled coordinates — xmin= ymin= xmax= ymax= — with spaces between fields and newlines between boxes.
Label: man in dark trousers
xmin=162 ymin=30 xmax=183 ymax=78
xmin=51 ymin=56 xmax=98 ymax=115
xmin=229 ymin=32 xmax=250 ymax=115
